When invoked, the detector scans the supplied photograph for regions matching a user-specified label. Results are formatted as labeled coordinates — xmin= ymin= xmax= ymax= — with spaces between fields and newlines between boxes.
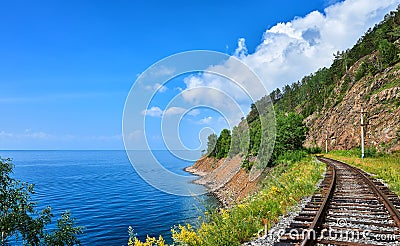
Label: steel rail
xmin=300 ymin=157 xmax=336 ymax=246
xmin=331 ymin=157 xmax=400 ymax=229
xmin=275 ymin=156 xmax=400 ymax=245
xmin=315 ymin=156 xmax=400 ymax=244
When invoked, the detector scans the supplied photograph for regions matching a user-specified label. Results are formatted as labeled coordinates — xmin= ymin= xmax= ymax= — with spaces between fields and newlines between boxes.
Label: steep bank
xmin=186 ymin=156 xmax=267 ymax=206
xmin=258 ymin=9 xmax=400 ymax=153
xmin=304 ymin=58 xmax=400 ymax=152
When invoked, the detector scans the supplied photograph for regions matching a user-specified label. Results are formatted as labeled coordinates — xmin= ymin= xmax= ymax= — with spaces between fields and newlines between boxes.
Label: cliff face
xmin=186 ymin=156 xmax=267 ymax=206
xmin=305 ymin=56 xmax=400 ymax=152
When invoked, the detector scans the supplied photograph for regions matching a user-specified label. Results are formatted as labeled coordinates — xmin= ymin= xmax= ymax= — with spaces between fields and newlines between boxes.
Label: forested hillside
xmin=270 ymin=6 xmax=400 ymax=116
xmin=208 ymin=5 xmax=400 ymax=167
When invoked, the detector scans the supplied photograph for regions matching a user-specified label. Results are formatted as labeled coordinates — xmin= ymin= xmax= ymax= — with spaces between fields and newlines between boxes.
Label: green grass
xmin=326 ymin=150 xmax=400 ymax=196
xmin=171 ymin=156 xmax=325 ymax=246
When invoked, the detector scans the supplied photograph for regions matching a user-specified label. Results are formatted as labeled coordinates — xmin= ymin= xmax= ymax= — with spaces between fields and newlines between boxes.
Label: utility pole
xmin=361 ymin=105 xmax=365 ymax=159
xmin=325 ymin=129 xmax=328 ymax=154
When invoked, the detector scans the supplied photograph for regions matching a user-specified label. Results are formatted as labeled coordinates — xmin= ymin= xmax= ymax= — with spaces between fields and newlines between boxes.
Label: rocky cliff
xmin=186 ymin=155 xmax=267 ymax=207
xmin=305 ymin=54 xmax=400 ymax=152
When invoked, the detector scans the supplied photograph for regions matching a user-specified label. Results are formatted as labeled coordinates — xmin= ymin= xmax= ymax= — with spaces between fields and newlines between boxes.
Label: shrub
xmin=128 ymin=227 xmax=166 ymax=246
xmin=329 ymin=146 xmax=383 ymax=158
xmin=364 ymin=146 xmax=378 ymax=157
xmin=355 ymin=62 xmax=367 ymax=81
xmin=241 ymin=159 xmax=254 ymax=172
xmin=276 ymin=150 xmax=308 ymax=164
xmin=306 ymin=146 xmax=322 ymax=154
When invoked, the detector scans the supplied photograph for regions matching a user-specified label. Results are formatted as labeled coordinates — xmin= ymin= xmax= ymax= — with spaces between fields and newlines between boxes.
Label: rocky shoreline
xmin=185 ymin=155 xmax=267 ymax=207
xmin=184 ymin=164 xmax=230 ymax=207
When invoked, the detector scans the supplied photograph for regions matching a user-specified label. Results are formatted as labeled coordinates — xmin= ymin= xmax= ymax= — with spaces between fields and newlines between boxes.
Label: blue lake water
xmin=0 ymin=150 xmax=217 ymax=245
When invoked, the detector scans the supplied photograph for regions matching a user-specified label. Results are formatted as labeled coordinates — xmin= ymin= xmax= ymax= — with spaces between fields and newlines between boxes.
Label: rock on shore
xmin=185 ymin=155 xmax=268 ymax=207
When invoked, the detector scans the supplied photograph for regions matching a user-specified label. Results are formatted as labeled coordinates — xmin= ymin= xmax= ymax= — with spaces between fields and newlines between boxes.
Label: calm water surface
xmin=0 ymin=150 xmax=217 ymax=245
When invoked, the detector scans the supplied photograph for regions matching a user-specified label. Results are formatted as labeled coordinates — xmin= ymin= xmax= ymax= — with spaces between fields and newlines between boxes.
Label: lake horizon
xmin=0 ymin=150 xmax=217 ymax=245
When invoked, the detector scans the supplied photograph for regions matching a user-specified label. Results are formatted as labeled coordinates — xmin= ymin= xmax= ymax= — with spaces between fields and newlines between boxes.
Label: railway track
xmin=275 ymin=157 xmax=400 ymax=246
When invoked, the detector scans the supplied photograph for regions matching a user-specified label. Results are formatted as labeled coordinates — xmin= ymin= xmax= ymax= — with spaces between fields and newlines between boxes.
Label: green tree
xmin=216 ymin=129 xmax=231 ymax=159
xmin=378 ymin=39 xmax=398 ymax=69
xmin=249 ymin=119 xmax=261 ymax=155
xmin=206 ymin=133 xmax=218 ymax=157
xmin=229 ymin=126 xmax=241 ymax=157
xmin=246 ymin=103 xmax=259 ymax=123
xmin=44 ymin=211 xmax=83 ymax=246
xmin=269 ymin=113 xmax=308 ymax=165
xmin=0 ymin=157 xmax=83 ymax=246
xmin=229 ymin=124 xmax=251 ymax=157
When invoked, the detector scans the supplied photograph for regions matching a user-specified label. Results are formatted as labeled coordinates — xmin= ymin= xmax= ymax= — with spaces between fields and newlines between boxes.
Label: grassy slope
xmin=171 ymin=156 xmax=324 ymax=246
xmin=325 ymin=151 xmax=400 ymax=196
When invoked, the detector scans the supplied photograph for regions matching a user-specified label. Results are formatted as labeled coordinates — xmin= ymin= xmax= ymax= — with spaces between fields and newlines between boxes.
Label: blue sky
xmin=0 ymin=0 xmax=398 ymax=150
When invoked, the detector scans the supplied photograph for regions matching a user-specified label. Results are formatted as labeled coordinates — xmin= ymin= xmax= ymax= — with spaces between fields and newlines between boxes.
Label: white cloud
xmin=145 ymin=83 xmax=168 ymax=93
xmin=174 ymin=86 xmax=183 ymax=91
xmin=179 ymin=57 xmax=267 ymax=126
xmin=150 ymin=65 xmax=175 ymax=77
xmin=142 ymin=106 xmax=163 ymax=117
xmin=141 ymin=106 xmax=202 ymax=118
xmin=234 ymin=38 xmax=248 ymax=58
xmin=0 ymin=129 xmax=52 ymax=139
xmin=187 ymin=108 xmax=200 ymax=116
xmin=126 ymin=130 xmax=143 ymax=140
xmin=182 ymin=71 xmax=255 ymax=107
xmin=239 ymin=0 xmax=399 ymax=91
xmin=139 ymin=65 xmax=175 ymax=79
xmin=156 ymin=83 xmax=168 ymax=93
xmin=25 ymin=131 xmax=51 ymax=139
xmin=164 ymin=106 xmax=186 ymax=116
xmin=198 ymin=116 xmax=213 ymax=124
xmin=0 ymin=130 xmax=13 ymax=137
